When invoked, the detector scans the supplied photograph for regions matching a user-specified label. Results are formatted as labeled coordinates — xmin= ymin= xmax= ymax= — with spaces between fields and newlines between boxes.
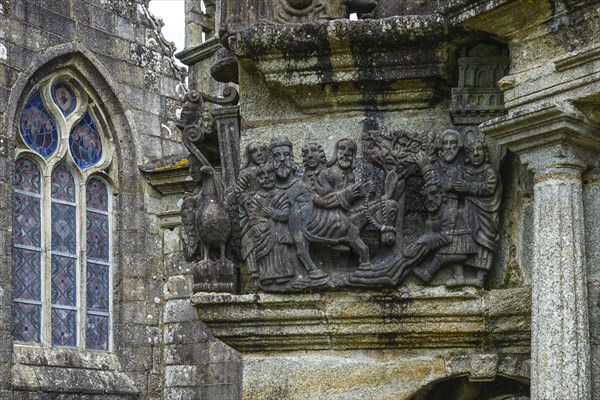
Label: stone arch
xmin=407 ymin=374 xmax=530 ymax=400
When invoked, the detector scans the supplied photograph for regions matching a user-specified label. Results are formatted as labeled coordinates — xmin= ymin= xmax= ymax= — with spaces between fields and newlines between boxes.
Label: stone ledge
xmin=176 ymin=37 xmax=221 ymax=66
xmin=481 ymin=101 xmax=600 ymax=156
xmin=13 ymin=344 xmax=117 ymax=370
xmin=12 ymin=364 xmax=138 ymax=396
xmin=191 ymin=286 xmax=531 ymax=352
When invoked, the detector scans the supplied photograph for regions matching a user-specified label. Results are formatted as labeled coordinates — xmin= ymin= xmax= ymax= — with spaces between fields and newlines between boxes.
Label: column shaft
xmin=531 ymin=168 xmax=591 ymax=400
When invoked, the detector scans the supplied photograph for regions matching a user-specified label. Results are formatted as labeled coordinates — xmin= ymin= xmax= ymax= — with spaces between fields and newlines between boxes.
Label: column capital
xmin=481 ymin=102 xmax=600 ymax=175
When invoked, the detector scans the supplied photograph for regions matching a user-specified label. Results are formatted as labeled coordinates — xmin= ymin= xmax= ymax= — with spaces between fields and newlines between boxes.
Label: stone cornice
xmin=481 ymin=102 xmax=600 ymax=156
xmin=191 ymin=287 xmax=531 ymax=352
xmin=227 ymin=15 xmax=458 ymax=113
xmin=176 ymin=37 xmax=222 ymax=66
xmin=138 ymin=154 xmax=197 ymax=195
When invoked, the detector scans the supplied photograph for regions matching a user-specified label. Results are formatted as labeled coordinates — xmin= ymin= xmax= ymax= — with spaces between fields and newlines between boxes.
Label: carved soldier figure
xmin=447 ymin=137 xmax=501 ymax=287
xmin=301 ymin=142 xmax=327 ymax=192
xmin=408 ymin=178 xmax=469 ymax=283
xmin=239 ymin=163 xmax=296 ymax=288
xmin=304 ymin=138 xmax=375 ymax=269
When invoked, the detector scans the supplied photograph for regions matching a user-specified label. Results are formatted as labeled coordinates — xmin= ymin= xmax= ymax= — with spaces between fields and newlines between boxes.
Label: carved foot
xmin=462 ymin=276 xmax=485 ymax=288
xmin=412 ymin=267 xmax=433 ymax=283
xmin=357 ymin=261 xmax=373 ymax=271
xmin=290 ymin=275 xmax=330 ymax=290
xmin=327 ymin=274 xmax=349 ymax=288
xmin=445 ymin=275 xmax=465 ymax=288
xmin=308 ymin=268 xmax=328 ymax=280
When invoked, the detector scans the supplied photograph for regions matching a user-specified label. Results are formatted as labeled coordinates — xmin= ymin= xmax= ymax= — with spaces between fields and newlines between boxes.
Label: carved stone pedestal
xmin=192 ymin=287 xmax=531 ymax=399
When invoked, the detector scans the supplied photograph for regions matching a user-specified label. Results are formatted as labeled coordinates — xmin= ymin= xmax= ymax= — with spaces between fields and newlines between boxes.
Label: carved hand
xmin=260 ymin=206 xmax=273 ymax=218
xmin=453 ymin=179 xmax=468 ymax=192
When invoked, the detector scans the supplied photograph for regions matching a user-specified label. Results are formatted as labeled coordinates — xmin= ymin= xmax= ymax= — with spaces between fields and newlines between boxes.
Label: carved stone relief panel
xmin=176 ymin=90 xmax=502 ymax=294
xmin=231 ymin=129 xmax=501 ymax=292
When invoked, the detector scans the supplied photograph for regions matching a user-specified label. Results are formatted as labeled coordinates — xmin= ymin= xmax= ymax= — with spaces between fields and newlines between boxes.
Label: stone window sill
xmin=12 ymin=344 xmax=138 ymax=396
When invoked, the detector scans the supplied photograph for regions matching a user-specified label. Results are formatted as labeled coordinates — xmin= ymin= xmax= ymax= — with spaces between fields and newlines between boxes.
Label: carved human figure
xmin=178 ymin=96 xmax=200 ymax=129
xmin=237 ymin=141 xmax=269 ymax=192
xmin=239 ymin=163 xmax=296 ymax=288
xmin=301 ymin=142 xmax=327 ymax=192
xmin=447 ymin=138 xmax=501 ymax=287
xmin=430 ymin=129 xmax=465 ymax=203
xmin=408 ymin=179 xmax=469 ymax=283
xmin=425 ymin=129 xmax=473 ymax=260
xmin=268 ymin=136 xmax=329 ymax=284
xmin=304 ymin=138 xmax=375 ymax=268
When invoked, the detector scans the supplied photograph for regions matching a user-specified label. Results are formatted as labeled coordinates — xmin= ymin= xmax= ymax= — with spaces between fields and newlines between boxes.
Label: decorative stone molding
xmin=228 ymin=15 xmax=452 ymax=113
xmin=12 ymin=345 xmax=138 ymax=396
xmin=191 ymin=287 xmax=531 ymax=352
xmin=176 ymin=37 xmax=222 ymax=66
xmin=139 ymin=154 xmax=197 ymax=195
xmin=481 ymin=102 xmax=600 ymax=159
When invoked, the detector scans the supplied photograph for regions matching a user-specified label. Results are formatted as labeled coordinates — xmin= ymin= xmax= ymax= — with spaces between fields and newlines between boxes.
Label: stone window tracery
xmin=13 ymin=73 xmax=113 ymax=351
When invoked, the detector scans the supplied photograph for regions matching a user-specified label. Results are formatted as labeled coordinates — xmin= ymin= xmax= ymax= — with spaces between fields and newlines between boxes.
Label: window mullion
xmin=79 ymin=180 xmax=87 ymax=351
xmin=42 ymin=172 xmax=52 ymax=347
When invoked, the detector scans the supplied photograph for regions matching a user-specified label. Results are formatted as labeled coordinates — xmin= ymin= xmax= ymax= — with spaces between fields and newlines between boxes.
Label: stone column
xmin=481 ymin=103 xmax=600 ymax=400
xmin=527 ymin=154 xmax=590 ymax=399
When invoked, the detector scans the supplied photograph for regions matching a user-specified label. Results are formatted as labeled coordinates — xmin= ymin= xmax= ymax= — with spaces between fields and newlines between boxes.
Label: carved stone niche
xmin=450 ymin=42 xmax=509 ymax=125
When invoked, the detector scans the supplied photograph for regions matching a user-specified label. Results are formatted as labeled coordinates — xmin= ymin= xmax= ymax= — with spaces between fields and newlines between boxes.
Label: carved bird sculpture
xmin=195 ymin=166 xmax=231 ymax=263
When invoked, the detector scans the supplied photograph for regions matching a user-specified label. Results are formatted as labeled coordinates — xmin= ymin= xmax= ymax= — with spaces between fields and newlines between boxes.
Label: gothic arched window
xmin=13 ymin=73 xmax=113 ymax=351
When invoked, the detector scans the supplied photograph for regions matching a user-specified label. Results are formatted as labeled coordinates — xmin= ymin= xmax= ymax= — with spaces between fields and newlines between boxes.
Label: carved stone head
xmin=270 ymin=136 xmax=296 ymax=179
xmin=466 ymin=138 xmax=489 ymax=166
xmin=422 ymin=178 xmax=444 ymax=213
xmin=301 ymin=143 xmax=327 ymax=170
xmin=436 ymin=129 xmax=463 ymax=163
xmin=243 ymin=141 xmax=269 ymax=168
xmin=256 ymin=163 xmax=276 ymax=191
xmin=178 ymin=91 xmax=203 ymax=129
xmin=329 ymin=138 xmax=357 ymax=170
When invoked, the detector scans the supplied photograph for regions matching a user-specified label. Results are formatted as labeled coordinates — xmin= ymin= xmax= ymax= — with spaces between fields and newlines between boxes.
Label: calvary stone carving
xmin=178 ymin=93 xmax=501 ymax=293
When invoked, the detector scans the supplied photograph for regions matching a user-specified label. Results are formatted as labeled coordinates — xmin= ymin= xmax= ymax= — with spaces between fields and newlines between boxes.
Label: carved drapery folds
xmin=176 ymin=87 xmax=502 ymax=293
xmin=179 ymin=106 xmax=502 ymax=292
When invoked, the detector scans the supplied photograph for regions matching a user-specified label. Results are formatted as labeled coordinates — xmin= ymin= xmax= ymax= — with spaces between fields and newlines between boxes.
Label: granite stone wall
xmin=0 ymin=0 xmax=186 ymax=398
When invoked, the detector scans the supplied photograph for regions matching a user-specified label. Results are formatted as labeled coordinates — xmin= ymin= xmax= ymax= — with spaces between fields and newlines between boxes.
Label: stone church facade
xmin=1 ymin=0 xmax=600 ymax=399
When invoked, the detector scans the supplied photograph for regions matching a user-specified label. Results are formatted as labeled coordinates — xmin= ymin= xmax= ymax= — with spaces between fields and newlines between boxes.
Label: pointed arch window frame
xmin=13 ymin=70 xmax=115 ymax=352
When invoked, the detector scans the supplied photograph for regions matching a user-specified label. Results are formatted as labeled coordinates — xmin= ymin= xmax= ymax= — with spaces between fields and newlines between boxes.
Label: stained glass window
xmin=69 ymin=113 xmax=103 ymax=169
xmin=13 ymin=158 xmax=42 ymax=343
xmin=51 ymin=164 xmax=78 ymax=347
xmin=51 ymin=82 xmax=77 ymax=117
xmin=19 ymin=91 xmax=59 ymax=158
xmin=13 ymin=77 xmax=112 ymax=351
xmin=86 ymin=177 xmax=110 ymax=351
